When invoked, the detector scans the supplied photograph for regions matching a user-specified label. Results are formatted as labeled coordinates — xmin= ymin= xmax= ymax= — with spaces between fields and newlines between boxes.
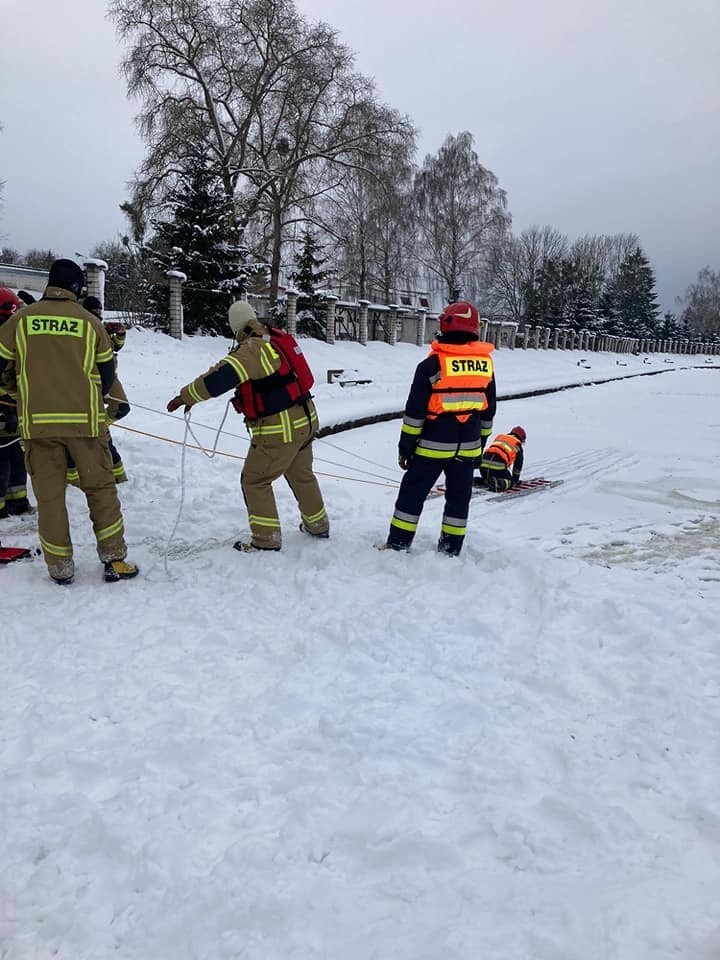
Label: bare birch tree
xmin=110 ymin=0 xmax=413 ymax=301
xmin=679 ymin=267 xmax=720 ymax=335
xmin=411 ymin=131 xmax=510 ymax=304
xmin=318 ymin=129 xmax=415 ymax=301
xmin=488 ymin=225 xmax=567 ymax=320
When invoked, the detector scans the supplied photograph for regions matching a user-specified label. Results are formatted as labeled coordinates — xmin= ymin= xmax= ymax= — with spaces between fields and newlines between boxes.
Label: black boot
xmin=7 ymin=497 xmax=33 ymax=516
xmin=437 ymin=534 xmax=461 ymax=557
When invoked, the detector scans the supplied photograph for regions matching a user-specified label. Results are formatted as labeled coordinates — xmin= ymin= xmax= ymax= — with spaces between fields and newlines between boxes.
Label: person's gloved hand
xmin=398 ymin=454 xmax=413 ymax=471
xmin=511 ymin=476 xmax=521 ymax=488
xmin=108 ymin=402 xmax=131 ymax=422
xmin=4 ymin=409 xmax=18 ymax=434
xmin=167 ymin=395 xmax=188 ymax=413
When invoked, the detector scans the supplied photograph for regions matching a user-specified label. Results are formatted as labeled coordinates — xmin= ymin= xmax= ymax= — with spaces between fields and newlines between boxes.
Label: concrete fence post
xmin=325 ymin=295 xmax=337 ymax=344
xmin=416 ymin=308 xmax=427 ymax=347
xmin=358 ymin=299 xmax=370 ymax=346
xmin=166 ymin=270 xmax=186 ymax=340
xmin=387 ymin=304 xmax=399 ymax=346
xmin=83 ymin=257 xmax=108 ymax=306
xmin=285 ymin=289 xmax=298 ymax=337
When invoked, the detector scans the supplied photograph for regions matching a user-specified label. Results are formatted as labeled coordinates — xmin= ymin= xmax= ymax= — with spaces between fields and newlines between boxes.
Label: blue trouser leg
xmin=387 ymin=457 xmax=444 ymax=549
xmin=438 ymin=458 xmax=474 ymax=556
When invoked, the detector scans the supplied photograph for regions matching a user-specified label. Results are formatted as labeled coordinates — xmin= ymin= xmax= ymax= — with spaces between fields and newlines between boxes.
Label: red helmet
xmin=510 ymin=426 xmax=527 ymax=443
xmin=0 ymin=287 xmax=22 ymax=320
xmin=439 ymin=300 xmax=479 ymax=335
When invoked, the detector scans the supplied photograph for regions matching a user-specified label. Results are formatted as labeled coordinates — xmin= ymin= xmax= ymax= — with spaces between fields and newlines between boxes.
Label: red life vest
xmin=233 ymin=328 xmax=315 ymax=419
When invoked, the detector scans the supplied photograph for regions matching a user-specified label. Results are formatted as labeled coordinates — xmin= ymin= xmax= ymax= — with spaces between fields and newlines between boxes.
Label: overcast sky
xmin=1 ymin=0 xmax=718 ymax=310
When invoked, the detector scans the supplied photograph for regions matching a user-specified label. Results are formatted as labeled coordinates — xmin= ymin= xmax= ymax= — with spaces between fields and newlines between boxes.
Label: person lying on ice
xmin=477 ymin=426 xmax=527 ymax=491
xmin=166 ymin=301 xmax=330 ymax=552
xmin=380 ymin=300 xmax=496 ymax=557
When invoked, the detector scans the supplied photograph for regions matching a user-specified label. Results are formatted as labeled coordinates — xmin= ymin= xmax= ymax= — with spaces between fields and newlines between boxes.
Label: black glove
xmin=511 ymin=476 xmax=521 ymax=488
xmin=6 ymin=410 xmax=17 ymax=434
xmin=111 ymin=402 xmax=131 ymax=422
xmin=398 ymin=454 xmax=413 ymax=471
xmin=167 ymin=394 xmax=189 ymax=413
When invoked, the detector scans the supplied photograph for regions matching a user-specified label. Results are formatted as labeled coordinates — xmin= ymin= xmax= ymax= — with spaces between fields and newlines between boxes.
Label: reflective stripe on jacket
xmin=426 ymin=340 xmax=495 ymax=422
xmin=398 ymin=338 xmax=497 ymax=463
xmin=482 ymin=433 xmax=522 ymax=468
xmin=0 ymin=290 xmax=115 ymax=439
xmin=179 ymin=336 xmax=319 ymax=444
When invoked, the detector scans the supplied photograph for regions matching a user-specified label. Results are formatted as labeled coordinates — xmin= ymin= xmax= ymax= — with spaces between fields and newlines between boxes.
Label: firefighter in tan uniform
xmin=0 ymin=259 xmax=138 ymax=584
xmin=64 ymin=296 xmax=130 ymax=485
xmin=167 ymin=300 xmax=329 ymax=551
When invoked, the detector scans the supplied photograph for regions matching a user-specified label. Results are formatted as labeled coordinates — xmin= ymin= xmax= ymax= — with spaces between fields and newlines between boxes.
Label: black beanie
xmin=82 ymin=295 xmax=102 ymax=314
xmin=47 ymin=258 xmax=85 ymax=296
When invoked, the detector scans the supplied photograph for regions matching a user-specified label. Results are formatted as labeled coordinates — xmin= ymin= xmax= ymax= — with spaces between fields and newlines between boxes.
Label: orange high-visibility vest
xmin=484 ymin=433 xmax=522 ymax=466
xmin=426 ymin=340 xmax=494 ymax=423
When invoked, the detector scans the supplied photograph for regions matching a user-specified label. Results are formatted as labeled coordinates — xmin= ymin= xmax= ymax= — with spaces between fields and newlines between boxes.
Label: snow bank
xmin=2 ymin=330 xmax=719 ymax=960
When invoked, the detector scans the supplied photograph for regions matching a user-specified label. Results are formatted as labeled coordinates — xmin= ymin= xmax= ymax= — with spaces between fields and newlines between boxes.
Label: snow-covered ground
xmin=3 ymin=330 xmax=720 ymax=960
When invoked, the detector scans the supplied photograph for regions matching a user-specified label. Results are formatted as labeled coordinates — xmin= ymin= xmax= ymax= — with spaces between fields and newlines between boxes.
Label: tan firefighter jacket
xmin=179 ymin=334 xmax=318 ymax=443
xmin=0 ymin=287 xmax=115 ymax=439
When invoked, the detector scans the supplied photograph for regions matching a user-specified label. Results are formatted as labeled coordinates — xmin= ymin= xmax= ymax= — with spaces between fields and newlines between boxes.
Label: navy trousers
xmin=387 ymin=456 xmax=475 ymax=555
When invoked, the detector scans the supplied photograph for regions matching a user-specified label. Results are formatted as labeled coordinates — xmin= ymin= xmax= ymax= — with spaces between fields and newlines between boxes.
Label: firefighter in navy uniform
xmin=0 ymin=288 xmax=32 ymax=518
xmin=167 ymin=300 xmax=329 ymax=551
xmin=479 ymin=426 xmax=526 ymax=491
xmin=382 ymin=300 xmax=496 ymax=556
xmin=0 ymin=260 xmax=139 ymax=584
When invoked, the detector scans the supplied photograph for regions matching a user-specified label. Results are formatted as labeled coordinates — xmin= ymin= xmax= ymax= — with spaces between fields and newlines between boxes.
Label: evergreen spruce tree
xmin=531 ymin=257 xmax=568 ymax=328
xmin=599 ymin=284 xmax=620 ymax=335
xmin=148 ymin=157 xmax=250 ymax=335
xmin=659 ymin=310 xmax=681 ymax=340
xmin=565 ymin=257 xmax=604 ymax=333
xmin=610 ymin=247 xmax=660 ymax=339
xmin=289 ymin=228 xmax=329 ymax=339
xmin=570 ymin=285 xmax=603 ymax=333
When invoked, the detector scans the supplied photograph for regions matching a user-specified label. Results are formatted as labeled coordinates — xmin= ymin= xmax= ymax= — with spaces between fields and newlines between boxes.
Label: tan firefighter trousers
xmin=24 ymin=436 xmax=127 ymax=578
xmin=241 ymin=413 xmax=329 ymax=549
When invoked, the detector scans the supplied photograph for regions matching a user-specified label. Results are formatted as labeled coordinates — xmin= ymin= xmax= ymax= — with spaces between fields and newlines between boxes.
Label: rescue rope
xmin=113 ymin=419 xmax=400 ymax=489
xmin=108 ymin=394 xmax=399 ymax=483
xmin=158 ymin=412 xmax=191 ymax=581
xmin=146 ymin=403 xmax=231 ymax=582
xmin=111 ymin=416 xmax=400 ymax=487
